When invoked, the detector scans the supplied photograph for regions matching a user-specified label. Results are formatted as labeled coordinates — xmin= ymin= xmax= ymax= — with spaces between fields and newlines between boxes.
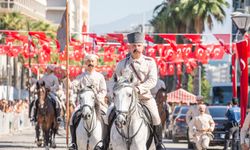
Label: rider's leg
xmin=103 ymin=103 xmax=115 ymax=150
xmin=29 ymin=100 xmax=34 ymax=118
xmin=49 ymin=93 xmax=62 ymax=122
xmin=69 ymin=106 xmax=81 ymax=150
xmin=30 ymin=100 xmax=38 ymax=122
xmin=141 ymin=98 xmax=164 ymax=150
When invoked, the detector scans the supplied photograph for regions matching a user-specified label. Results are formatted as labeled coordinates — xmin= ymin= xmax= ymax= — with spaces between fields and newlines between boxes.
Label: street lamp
xmin=231 ymin=12 xmax=250 ymax=126
xmin=231 ymin=12 xmax=250 ymax=35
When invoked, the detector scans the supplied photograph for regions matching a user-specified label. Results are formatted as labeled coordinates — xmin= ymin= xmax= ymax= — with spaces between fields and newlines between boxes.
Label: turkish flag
xmin=145 ymin=34 xmax=154 ymax=43
xmin=236 ymin=40 xmax=248 ymax=126
xmin=183 ymin=34 xmax=201 ymax=43
xmin=176 ymin=63 xmax=182 ymax=75
xmin=159 ymin=61 xmax=167 ymax=76
xmin=209 ymin=44 xmax=224 ymax=60
xmin=194 ymin=45 xmax=209 ymax=64
xmin=213 ymin=34 xmax=231 ymax=54
xmin=166 ymin=63 xmax=175 ymax=75
xmin=185 ymin=62 xmax=193 ymax=73
xmin=178 ymin=44 xmax=193 ymax=58
xmin=82 ymin=22 xmax=87 ymax=33
xmin=158 ymin=34 xmax=177 ymax=50
xmin=162 ymin=45 xmax=176 ymax=61
xmin=146 ymin=45 xmax=157 ymax=58
xmin=107 ymin=33 xmax=124 ymax=43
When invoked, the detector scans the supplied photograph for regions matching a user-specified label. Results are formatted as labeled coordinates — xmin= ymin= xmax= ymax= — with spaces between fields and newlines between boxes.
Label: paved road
xmin=0 ymin=127 xmax=223 ymax=150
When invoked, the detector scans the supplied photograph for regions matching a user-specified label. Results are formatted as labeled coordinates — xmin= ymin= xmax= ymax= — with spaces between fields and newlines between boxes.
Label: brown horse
xmin=155 ymin=88 xmax=169 ymax=130
xmin=36 ymin=81 xmax=58 ymax=149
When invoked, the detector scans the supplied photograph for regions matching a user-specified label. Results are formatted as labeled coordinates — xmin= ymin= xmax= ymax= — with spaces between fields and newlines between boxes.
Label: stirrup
xmin=156 ymin=142 xmax=165 ymax=150
xmin=57 ymin=117 xmax=63 ymax=123
xmin=68 ymin=143 xmax=77 ymax=150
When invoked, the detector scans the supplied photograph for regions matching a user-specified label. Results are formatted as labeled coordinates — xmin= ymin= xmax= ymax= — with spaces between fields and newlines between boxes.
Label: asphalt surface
xmin=0 ymin=127 xmax=223 ymax=150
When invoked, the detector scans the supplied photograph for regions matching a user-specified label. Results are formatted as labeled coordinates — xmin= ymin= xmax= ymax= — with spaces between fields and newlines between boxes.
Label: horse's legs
xmin=44 ymin=129 xmax=50 ymax=149
xmin=51 ymin=127 xmax=57 ymax=148
xmin=35 ymin=124 xmax=42 ymax=147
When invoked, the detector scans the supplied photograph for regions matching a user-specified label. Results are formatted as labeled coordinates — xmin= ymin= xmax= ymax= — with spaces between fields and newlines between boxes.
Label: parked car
xmin=172 ymin=106 xmax=190 ymax=143
xmin=165 ymin=106 xmax=181 ymax=139
xmin=208 ymin=105 xmax=228 ymax=146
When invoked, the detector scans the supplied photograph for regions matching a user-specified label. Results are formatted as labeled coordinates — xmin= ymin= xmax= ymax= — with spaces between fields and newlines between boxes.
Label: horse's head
xmin=36 ymin=81 xmax=49 ymax=109
xmin=155 ymin=88 xmax=167 ymax=104
xmin=113 ymin=74 xmax=137 ymax=128
xmin=78 ymin=86 xmax=96 ymax=120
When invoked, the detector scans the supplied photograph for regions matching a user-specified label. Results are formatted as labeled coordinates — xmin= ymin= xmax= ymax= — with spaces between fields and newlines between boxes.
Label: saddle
xmin=72 ymin=109 xmax=82 ymax=128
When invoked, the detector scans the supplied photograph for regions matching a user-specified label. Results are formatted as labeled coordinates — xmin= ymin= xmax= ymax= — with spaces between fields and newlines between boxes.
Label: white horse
xmin=110 ymin=77 xmax=154 ymax=150
xmin=76 ymin=87 xmax=103 ymax=150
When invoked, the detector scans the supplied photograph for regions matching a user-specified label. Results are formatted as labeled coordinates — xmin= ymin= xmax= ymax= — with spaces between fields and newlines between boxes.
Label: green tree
xmin=151 ymin=0 xmax=229 ymax=99
xmin=0 ymin=12 xmax=56 ymax=89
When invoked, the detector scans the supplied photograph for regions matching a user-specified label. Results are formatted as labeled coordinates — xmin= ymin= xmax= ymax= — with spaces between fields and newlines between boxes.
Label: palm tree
xmin=180 ymin=0 xmax=229 ymax=32
xmin=151 ymin=0 xmax=229 ymax=95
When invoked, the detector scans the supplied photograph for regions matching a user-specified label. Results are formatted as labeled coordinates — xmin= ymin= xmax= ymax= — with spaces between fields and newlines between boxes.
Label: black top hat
xmin=127 ymin=32 xmax=144 ymax=43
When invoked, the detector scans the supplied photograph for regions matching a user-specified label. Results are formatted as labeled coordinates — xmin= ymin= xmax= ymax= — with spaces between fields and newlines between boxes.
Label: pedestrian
xmin=190 ymin=104 xmax=215 ymax=150
xmin=224 ymin=97 xmax=240 ymax=150
xmin=186 ymin=95 xmax=209 ymax=148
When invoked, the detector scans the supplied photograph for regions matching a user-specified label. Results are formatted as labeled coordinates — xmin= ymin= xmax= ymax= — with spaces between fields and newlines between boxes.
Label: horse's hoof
xmin=51 ymin=143 xmax=56 ymax=148
xmin=36 ymin=140 xmax=42 ymax=147
xmin=45 ymin=146 xmax=50 ymax=150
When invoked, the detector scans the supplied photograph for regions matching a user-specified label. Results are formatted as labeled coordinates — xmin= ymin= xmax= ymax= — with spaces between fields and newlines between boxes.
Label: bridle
xmin=37 ymin=85 xmax=48 ymax=115
xmin=113 ymin=81 xmax=144 ymax=150
xmin=78 ymin=87 xmax=100 ymax=150
xmin=113 ymin=83 xmax=137 ymax=121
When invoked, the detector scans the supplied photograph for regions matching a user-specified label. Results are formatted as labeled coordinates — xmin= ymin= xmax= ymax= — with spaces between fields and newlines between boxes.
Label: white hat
xmin=84 ymin=54 xmax=99 ymax=61
xmin=47 ymin=64 xmax=55 ymax=71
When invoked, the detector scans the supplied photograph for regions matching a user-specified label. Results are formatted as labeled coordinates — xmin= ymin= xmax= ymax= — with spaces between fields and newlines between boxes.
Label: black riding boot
xmin=102 ymin=123 xmax=111 ymax=150
xmin=223 ymin=140 xmax=230 ymax=150
xmin=153 ymin=124 xmax=164 ymax=150
xmin=29 ymin=100 xmax=34 ymax=118
xmin=55 ymin=107 xmax=62 ymax=123
xmin=30 ymin=105 xmax=37 ymax=122
xmin=69 ymin=125 xmax=77 ymax=150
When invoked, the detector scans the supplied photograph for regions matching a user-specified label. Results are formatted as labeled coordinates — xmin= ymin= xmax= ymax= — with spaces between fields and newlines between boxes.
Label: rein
xmin=113 ymin=82 xmax=144 ymax=150
xmin=78 ymin=88 xmax=100 ymax=150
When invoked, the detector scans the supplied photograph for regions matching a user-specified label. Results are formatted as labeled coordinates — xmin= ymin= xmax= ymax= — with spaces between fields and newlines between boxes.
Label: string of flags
xmin=0 ymin=30 xmax=234 ymax=78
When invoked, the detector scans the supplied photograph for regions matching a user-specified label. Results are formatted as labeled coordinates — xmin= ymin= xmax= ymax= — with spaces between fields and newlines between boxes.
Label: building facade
xmin=0 ymin=0 xmax=89 ymax=33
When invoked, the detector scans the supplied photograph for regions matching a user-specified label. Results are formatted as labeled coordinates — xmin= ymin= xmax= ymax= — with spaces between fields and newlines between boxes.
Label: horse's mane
xmin=113 ymin=77 xmax=133 ymax=91
xmin=155 ymin=88 xmax=167 ymax=103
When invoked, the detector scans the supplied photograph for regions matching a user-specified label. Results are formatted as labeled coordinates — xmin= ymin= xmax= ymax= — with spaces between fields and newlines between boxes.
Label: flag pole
xmin=65 ymin=1 xmax=70 ymax=147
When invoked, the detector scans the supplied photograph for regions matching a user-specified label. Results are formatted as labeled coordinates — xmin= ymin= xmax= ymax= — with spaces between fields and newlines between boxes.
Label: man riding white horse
xmin=104 ymin=32 xmax=164 ymax=150
xmin=69 ymin=54 xmax=108 ymax=150
xmin=30 ymin=64 xmax=62 ymax=124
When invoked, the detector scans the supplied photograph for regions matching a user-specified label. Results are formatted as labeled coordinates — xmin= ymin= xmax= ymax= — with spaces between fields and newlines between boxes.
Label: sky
xmin=89 ymin=0 xmax=163 ymax=26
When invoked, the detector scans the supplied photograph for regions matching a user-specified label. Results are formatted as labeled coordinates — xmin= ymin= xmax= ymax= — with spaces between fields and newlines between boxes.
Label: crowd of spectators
xmin=0 ymin=99 xmax=28 ymax=113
